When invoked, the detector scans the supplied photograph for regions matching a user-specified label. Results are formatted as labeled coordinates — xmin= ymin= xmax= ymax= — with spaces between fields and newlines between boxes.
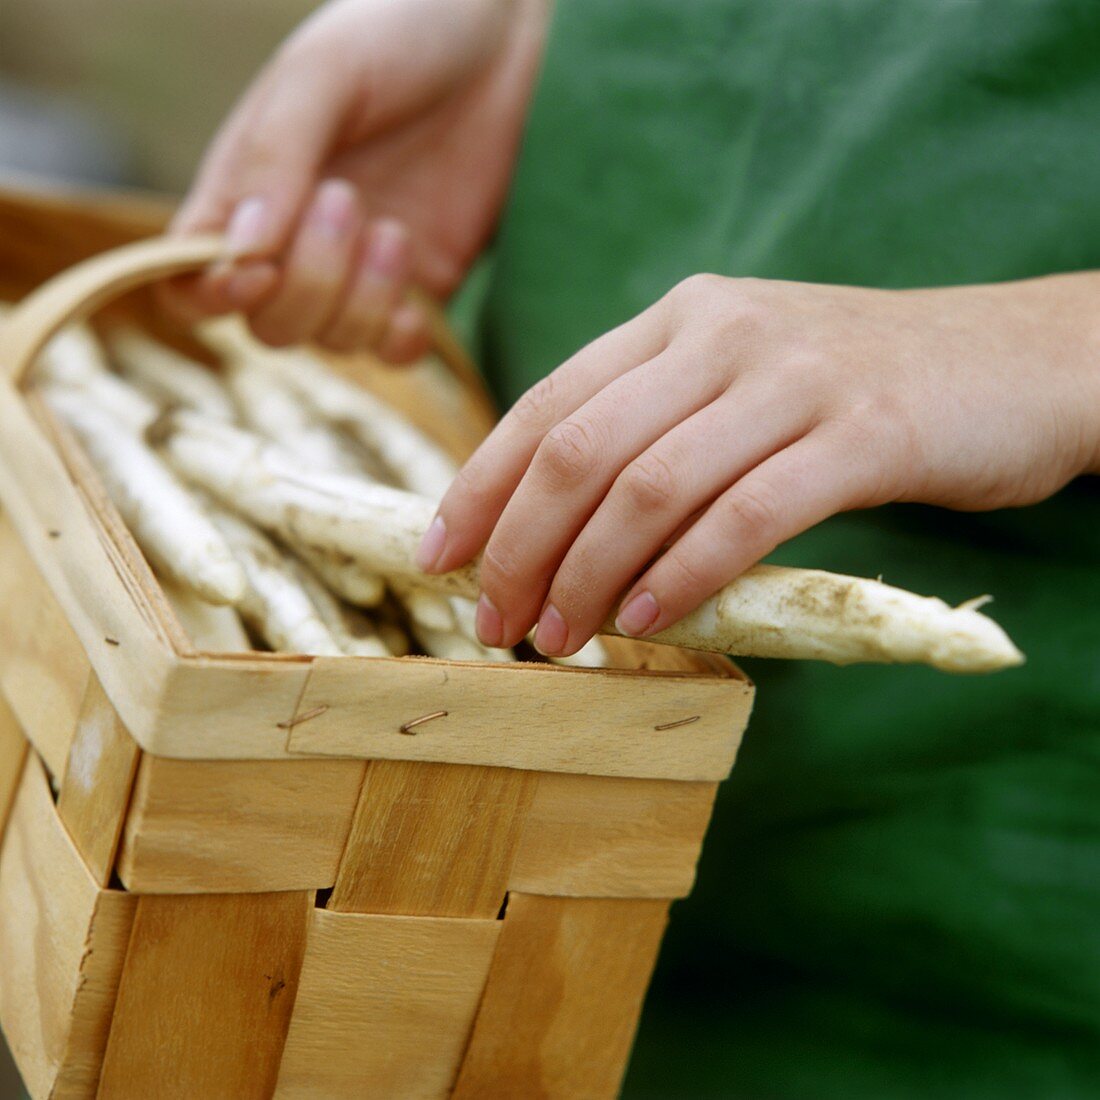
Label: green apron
xmin=472 ymin=2 xmax=1100 ymax=1096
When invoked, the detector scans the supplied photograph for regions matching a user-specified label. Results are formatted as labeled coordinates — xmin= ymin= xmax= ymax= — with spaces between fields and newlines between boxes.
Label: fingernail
xmin=311 ymin=181 xmax=356 ymax=237
xmin=615 ymin=591 xmax=660 ymax=637
xmin=476 ymin=593 xmax=503 ymax=648
xmin=226 ymin=197 xmax=271 ymax=258
xmin=533 ymin=604 xmax=568 ymax=657
xmin=365 ymin=220 xmax=406 ymax=280
xmin=415 ymin=517 xmax=447 ymax=572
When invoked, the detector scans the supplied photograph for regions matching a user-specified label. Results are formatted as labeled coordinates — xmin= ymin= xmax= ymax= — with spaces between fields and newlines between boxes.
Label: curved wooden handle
xmin=2 ymin=234 xmax=225 ymax=385
xmin=0 ymin=233 xmax=497 ymax=421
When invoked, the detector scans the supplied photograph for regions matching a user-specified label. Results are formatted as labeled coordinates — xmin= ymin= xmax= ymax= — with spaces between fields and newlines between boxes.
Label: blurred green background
xmin=2 ymin=3 xmax=1100 ymax=1099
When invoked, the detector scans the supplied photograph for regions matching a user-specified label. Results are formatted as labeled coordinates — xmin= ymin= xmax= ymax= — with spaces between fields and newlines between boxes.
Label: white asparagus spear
xmin=107 ymin=326 xmax=236 ymax=419
xmin=207 ymin=506 xmax=343 ymax=656
xmin=153 ymin=412 xmax=1024 ymax=672
xmin=47 ymin=393 xmax=246 ymax=605
xmin=449 ymin=596 xmax=516 ymax=662
xmin=289 ymin=543 xmax=386 ymax=608
xmin=40 ymin=324 xmax=160 ymax=433
xmin=199 ymin=316 xmax=459 ymax=498
xmin=223 ymin=354 xmax=369 ymax=475
xmin=547 ymin=637 xmax=610 ymax=669
xmin=285 ymin=557 xmax=391 ymax=658
xmin=159 ymin=577 xmax=251 ymax=653
xmin=388 ymin=578 xmax=457 ymax=632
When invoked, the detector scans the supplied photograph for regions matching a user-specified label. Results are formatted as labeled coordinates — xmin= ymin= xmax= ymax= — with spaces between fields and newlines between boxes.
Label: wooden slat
xmin=118 ymin=756 xmax=366 ymax=894
xmin=0 ymin=512 xmax=91 ymax=776
xmin=452 ymin=894 xmax=670 ymax=1100
xmin=98 ymin=890 xmax=311 ymax=1099
xmin=0 ymin=754 xmax=136 ymax=1099
xmin=275 ymin=908 xmax=500 ymax=1099
xmin=509 ymin=773 xmax=719 ymax=898
xmin=151 ymin=653 xmax=313 ymax=759
xmin=285 ymin=657 xmax=751 ymax=781
xmin=330 ymin=761 xmax=534 ymax=918
xmin=57 ymin=675 xmax=141 ymax=886
xmin=0 ymin=375 xmax=178 ymax=759
xmin=0 ymin=691 xmax=27 ymax=839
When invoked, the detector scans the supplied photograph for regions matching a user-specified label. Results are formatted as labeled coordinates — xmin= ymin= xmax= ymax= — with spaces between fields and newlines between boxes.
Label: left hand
xmin=416 ymin=273 xmax=1100 ymax=656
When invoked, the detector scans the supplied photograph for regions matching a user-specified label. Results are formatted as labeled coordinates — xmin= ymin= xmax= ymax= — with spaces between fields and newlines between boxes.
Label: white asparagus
xmin=289 ymin=543 xmax=386 ymax=608
xmin=153 ymin=411 xmax=1024 ymax=673
xmin=450 ymin=596 xmax=516 ymax=662
xmin=223 ymin=354 xmax=369 ymax=475
xmin=40 ymin=324 xmax=160 ymax=433
xmin=107 ymin=326 xmax=236 ymax=419
xmin=159 ymin=577 xmax=251 ymax=653
xmin=409 ymin=624 xmax=509 ymax=663
xmin=389 ymin=578 xmax=457 ymax=633
xmin=46 ymin=393 xmax=246 ymax=605
xmin=548 ymin=637 xmax=610 ymax=669
xmin=207 ymin=506 xmax=343 ymax=656
xmin=286 ymin=557 xmax=391 ymax=658
xmin=199 ymin=316 xmax=459 ymax=498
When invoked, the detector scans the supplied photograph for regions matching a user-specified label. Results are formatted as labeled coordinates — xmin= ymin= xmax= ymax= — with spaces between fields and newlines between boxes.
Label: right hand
xmin=165 ymin=0 xmax=547 ymax=360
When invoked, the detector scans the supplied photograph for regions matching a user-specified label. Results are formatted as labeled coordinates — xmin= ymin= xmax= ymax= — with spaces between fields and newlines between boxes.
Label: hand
xmin=417 ymin=272 xmax=1100 ymax=655
xmin=166 ymin=0 xmax=547 ymax=359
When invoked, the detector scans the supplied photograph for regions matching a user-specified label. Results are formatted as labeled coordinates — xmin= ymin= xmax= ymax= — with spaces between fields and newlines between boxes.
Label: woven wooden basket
xmin=0 ymin=183 xmax=753 ymax=1099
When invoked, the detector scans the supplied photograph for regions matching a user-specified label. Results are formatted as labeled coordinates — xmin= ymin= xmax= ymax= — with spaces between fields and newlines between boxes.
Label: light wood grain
xmin=275 ymin=908 xmax=499 ymax=1099
xmin=98 ymin=890 xmax=311 ymax=1099
xmin=57 ymin=675 xmax=141 ymax=887
xmin=118 ymin=755 xmax=366 ymax=894
xmin=150 ymin=653 xmax=313 ymax=759
xmin=3 ymin=234 xmax=225 ymax=386
xmin=452 ymin=893 xmax=670 ymax=1100
xmin=0 ymin=511 xmax=90 ymax=777
xmin=0 ymin=690 xmax=27 ymax=839
xmin=510 ymin=773 xmax=718 ymax=899
xmin=0 ymin=373 xmax=178 ymax=755
xmin=285 ymin=656 xmax=751 ymax=780
xmin=330 ymin=761 xmax=534 ymax=917
xmin=0 ymin=754 xmax=136 ymax=1099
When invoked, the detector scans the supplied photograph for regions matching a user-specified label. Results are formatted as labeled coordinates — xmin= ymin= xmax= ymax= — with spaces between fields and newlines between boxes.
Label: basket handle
xmin=0 ymin=233 xmax=494 ymax=415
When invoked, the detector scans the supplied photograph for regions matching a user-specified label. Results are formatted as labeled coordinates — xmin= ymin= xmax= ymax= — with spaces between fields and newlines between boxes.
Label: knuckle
xmin=722 ymin=482 xmax=783 ymax=538
xmin=659 ymin=549 xmax=711 ymax=596
xmin=620 ymin=451 xmax=678 ymax=513
xmin=480 ymin=540 xmax=524 ymax=590
xmin=511 ymin=375 xmax=560 ymax=430
xmin=536 ymin=418 xmax=603 ymax=488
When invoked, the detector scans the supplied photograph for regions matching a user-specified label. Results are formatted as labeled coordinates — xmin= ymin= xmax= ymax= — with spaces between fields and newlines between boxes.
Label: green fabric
xmin=474 ymin=2 xmax=1100 ymax=1097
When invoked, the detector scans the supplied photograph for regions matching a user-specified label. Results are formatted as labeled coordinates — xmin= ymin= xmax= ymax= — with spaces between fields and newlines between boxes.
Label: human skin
xmin=418 ymin=273 xmax=1100 ymax=655
xmin=166 ymin=0 xmax=548 ymax=359
xmin=172 ymin=0 xmax=1100 ymax=657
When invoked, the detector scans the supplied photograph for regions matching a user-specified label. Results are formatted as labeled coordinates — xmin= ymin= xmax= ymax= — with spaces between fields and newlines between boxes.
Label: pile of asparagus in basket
xmin=21 ymin=312 xmax=1023 ymax=673
xmin=26 ymin=316 xmax=606 ymax=665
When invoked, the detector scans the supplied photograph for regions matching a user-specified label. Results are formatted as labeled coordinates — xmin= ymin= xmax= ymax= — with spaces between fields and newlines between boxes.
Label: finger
xmin=247 ymin=179 xmax=361 ymax=347
xmin=173 ymin=53 xmax=347 ymax=256
xmin=158 ymin=259 xmax=280 ymax=330
xmin=416 ymin=306 xmax=671 ymax=578
xmin=533 ymin=390 xmax=813 ymax=655
xmin=477 ymin=350 xmax=729 ymax=649
xmin=613 ymin=427 xmax=878 ymax=637
xmin=317 ymin=219 xmax=411 ymax=351
xmin=376 ymin=302 xmax=432 ymax=363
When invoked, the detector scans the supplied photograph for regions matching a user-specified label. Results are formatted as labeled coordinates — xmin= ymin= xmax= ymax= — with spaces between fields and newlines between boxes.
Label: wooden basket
xmin=0 ymin=183 xmax=754 ymax=1099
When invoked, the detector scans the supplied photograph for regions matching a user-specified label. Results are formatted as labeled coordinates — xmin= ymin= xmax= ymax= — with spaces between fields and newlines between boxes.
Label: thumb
xmin=173 ymin=55 xmax=351 ymax=258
